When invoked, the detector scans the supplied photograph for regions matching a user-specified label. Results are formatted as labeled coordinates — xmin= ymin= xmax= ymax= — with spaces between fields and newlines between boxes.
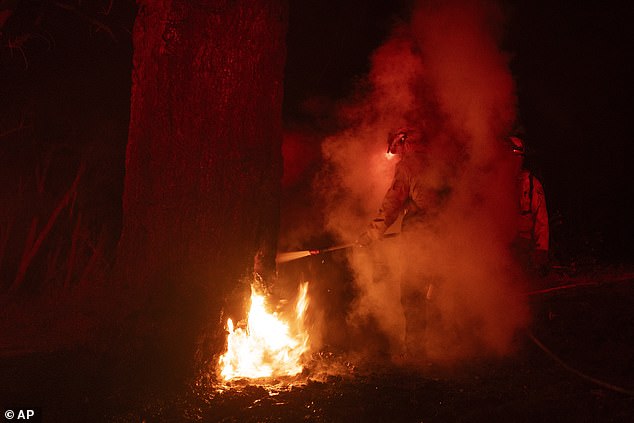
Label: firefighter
xmin=510 ymin=136 xmax=549 ymax=276
xmin=357 ymin=127 xmax=453 ymax=361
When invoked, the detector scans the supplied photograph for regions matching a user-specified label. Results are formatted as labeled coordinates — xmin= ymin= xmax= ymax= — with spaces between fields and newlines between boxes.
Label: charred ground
xmin=1 ymin=269 xmax=633 ymax=422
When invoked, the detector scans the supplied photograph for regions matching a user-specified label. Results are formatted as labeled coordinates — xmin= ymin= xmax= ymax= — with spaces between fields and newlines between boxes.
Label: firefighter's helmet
xmin=509 ymin=136 xmax=525 ymax=156
xmin=387 ymin=127 xmax=418 ymax=154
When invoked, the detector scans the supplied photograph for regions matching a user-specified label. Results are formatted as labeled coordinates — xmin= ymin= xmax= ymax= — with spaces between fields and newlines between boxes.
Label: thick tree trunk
xmin=115 ymin=0 xmax=287 ymax=382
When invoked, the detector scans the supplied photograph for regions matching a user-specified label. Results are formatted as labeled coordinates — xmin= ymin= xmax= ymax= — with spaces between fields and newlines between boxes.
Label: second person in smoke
xmin=357 ymin=127 xmax=453 ymax=361
xmin=509 ymin=136 xmax=549 ymax=277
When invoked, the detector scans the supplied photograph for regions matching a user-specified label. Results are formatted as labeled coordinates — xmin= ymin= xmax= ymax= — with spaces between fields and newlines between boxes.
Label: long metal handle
xmin=276 ymin=233 xmax=399 ymax=264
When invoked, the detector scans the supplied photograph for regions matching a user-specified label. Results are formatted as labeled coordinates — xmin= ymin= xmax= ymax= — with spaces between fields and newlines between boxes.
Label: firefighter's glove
xmin=356 ymin=228 xmax=382 ymax=247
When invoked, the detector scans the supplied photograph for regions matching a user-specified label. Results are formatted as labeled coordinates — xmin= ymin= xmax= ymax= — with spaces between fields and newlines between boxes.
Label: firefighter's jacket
xmin=367 ymin=152 xmax=452 ymax=238
xmin=517 ymin=169 xmax=549 ymax=251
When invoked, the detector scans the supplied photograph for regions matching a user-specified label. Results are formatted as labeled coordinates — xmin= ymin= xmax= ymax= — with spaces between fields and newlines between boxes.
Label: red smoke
xmin=312 ymin=0 xmax=529 ymax=364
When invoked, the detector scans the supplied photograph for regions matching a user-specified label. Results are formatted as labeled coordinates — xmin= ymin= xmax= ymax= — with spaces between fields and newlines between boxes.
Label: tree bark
xmin=114 ymin=0 xmax=287 ymax=382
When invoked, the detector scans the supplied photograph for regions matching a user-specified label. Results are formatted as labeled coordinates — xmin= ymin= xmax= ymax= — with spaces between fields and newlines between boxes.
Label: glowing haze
xmin=314 ymin=0 xmax=529 ymax=363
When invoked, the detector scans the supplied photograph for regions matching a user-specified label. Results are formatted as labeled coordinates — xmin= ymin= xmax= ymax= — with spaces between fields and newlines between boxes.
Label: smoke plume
xmin=314 ymin=0 xmax=529 ymax=364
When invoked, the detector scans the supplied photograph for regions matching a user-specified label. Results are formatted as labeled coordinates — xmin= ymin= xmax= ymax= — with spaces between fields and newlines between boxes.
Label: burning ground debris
xmin=2 ymin=274 xmax=633 ymax=422
xmin=101 ymin=274 xmax=634 ymax=421
xmin=218 ymin=280 xmax=310 ymax=381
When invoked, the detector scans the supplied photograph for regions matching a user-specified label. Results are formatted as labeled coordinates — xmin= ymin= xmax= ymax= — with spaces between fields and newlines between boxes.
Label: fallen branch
xmin=9 ymin=163 xmax=86 ymax=293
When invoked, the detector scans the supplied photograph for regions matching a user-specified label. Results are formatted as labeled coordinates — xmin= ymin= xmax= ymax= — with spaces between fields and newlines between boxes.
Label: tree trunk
xmin=114 ymin=0 xmax=287 ymax=383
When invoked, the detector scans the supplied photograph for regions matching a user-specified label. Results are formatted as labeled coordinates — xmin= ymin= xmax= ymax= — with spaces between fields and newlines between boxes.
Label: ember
xmin=218 ymin=282 xmax=310 ymax=380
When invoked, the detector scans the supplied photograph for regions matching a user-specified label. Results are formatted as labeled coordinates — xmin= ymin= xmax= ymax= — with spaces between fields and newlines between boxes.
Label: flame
xmin=218 ymin=282 xmax=310 ymax=380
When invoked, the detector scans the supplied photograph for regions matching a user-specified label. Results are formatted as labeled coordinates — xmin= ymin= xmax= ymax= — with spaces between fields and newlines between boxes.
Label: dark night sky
xmin=1 ymin=0 xmax=632 ymax=263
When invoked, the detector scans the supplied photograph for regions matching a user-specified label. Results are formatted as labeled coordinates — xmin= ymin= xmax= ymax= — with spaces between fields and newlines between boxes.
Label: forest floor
xmin=1 ymin=267 xmax=634 ymax=422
